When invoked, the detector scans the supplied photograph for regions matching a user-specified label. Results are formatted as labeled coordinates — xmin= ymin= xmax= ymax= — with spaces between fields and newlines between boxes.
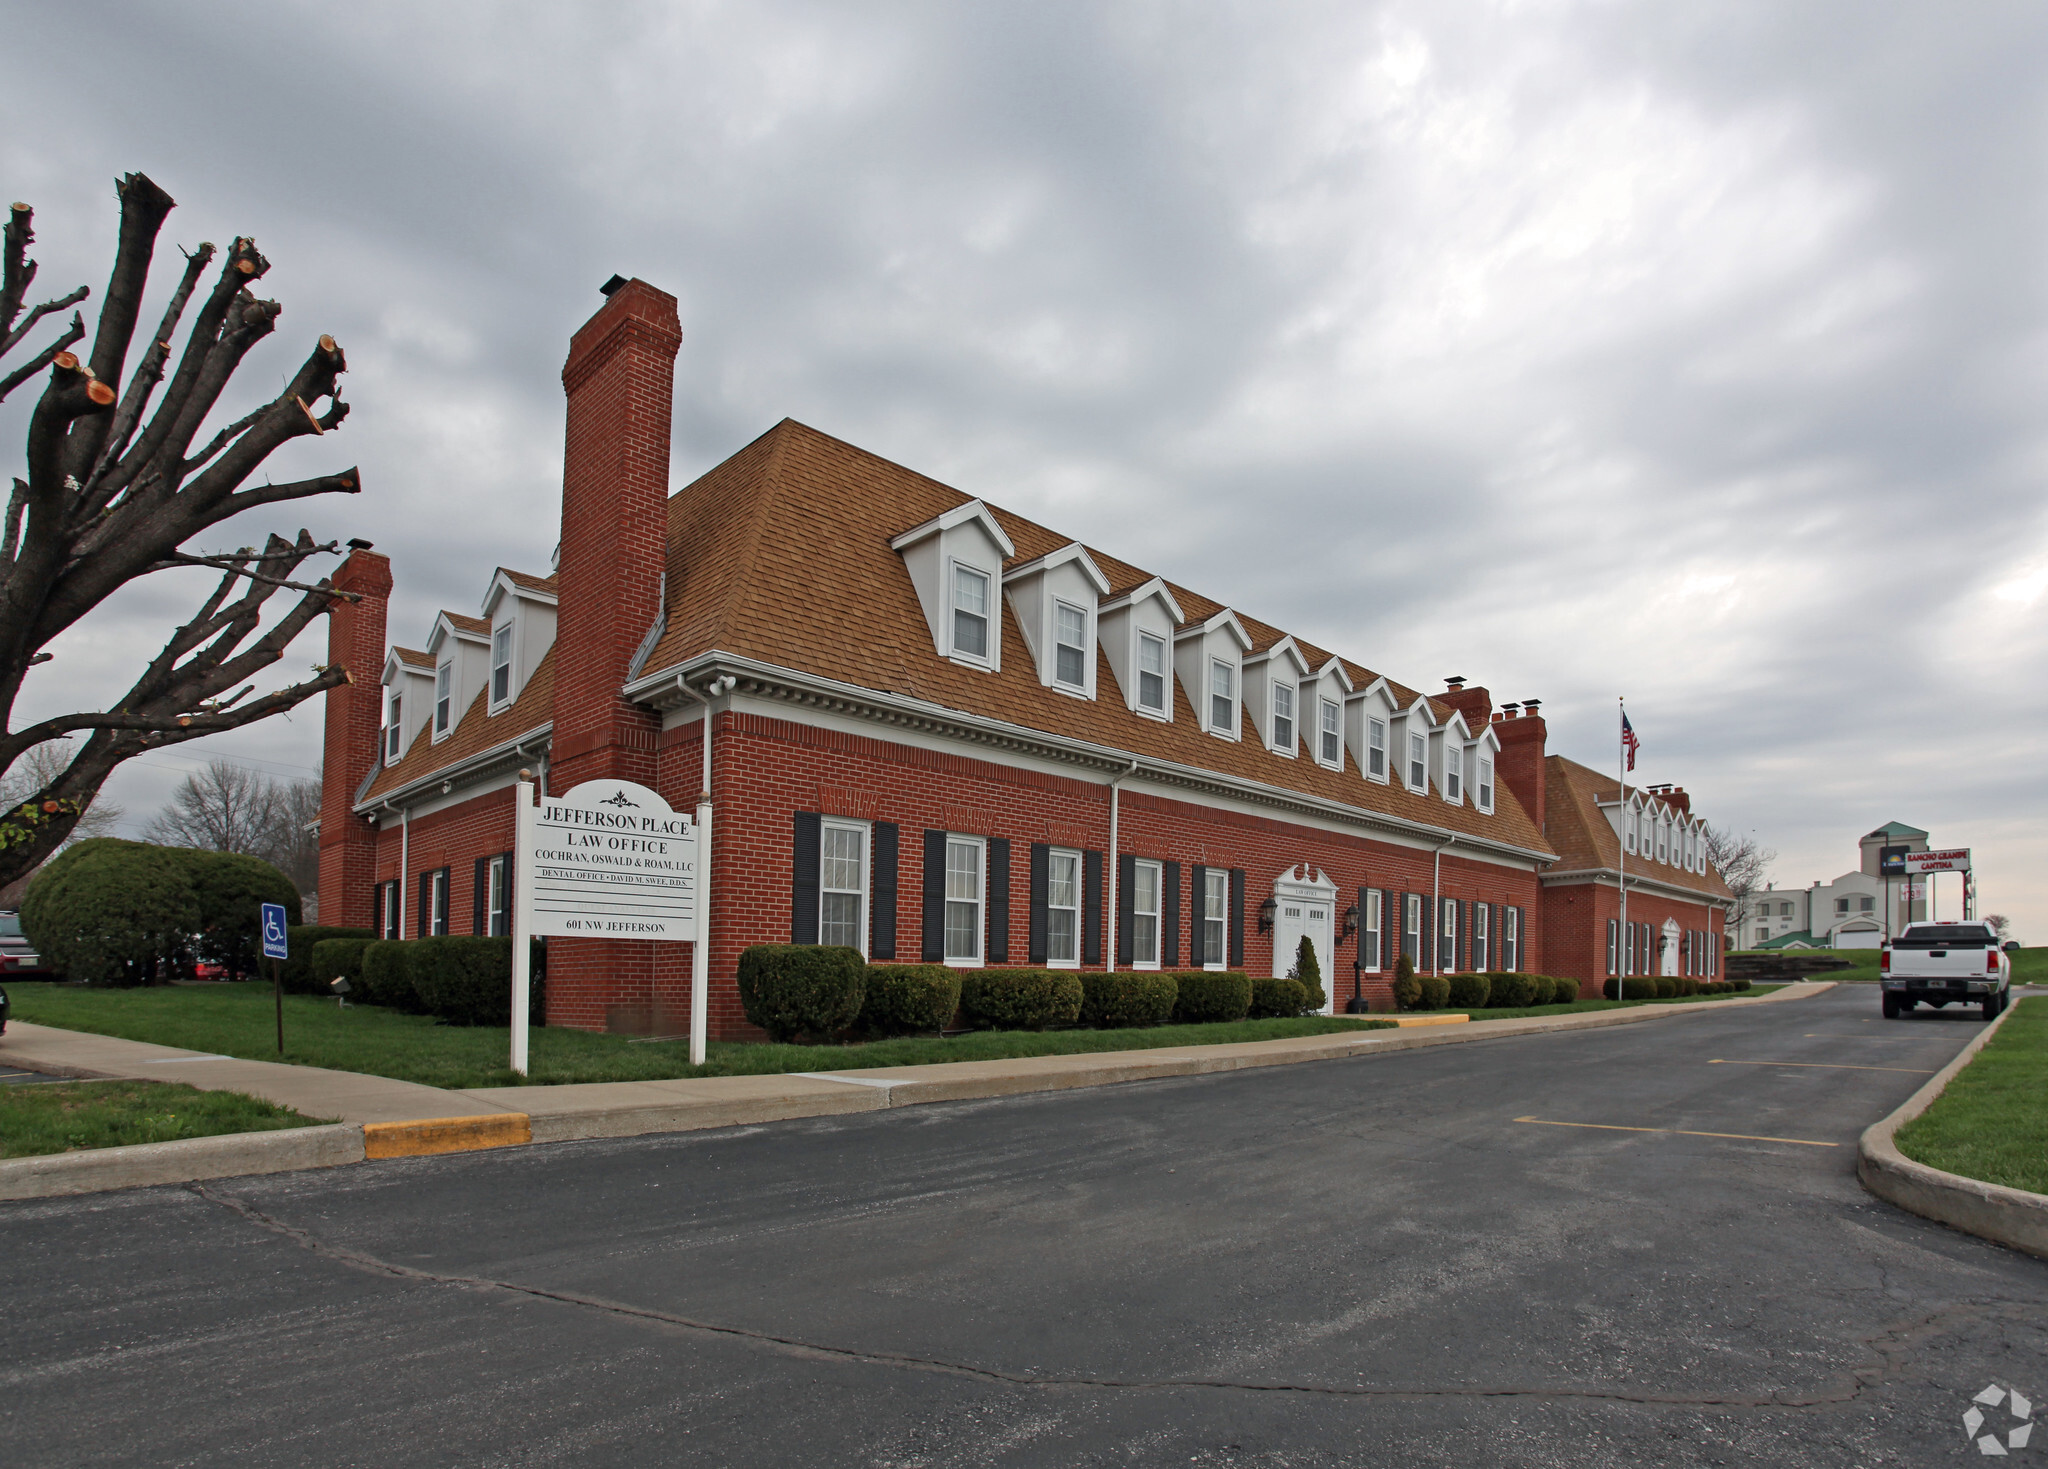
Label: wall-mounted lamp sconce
xmin=1341 ymin=904 xmax=1359 ymax=939
xmin=1257 ymin=896 xmax=1278 ymax=934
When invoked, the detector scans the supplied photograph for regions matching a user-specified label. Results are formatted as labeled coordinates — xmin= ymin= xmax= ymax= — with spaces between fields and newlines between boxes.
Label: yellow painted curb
xmin=362 ymin=1113 xmax=532 ymax=1159
xmin=1377 ymin=1013 xmax=1470 ymax=1027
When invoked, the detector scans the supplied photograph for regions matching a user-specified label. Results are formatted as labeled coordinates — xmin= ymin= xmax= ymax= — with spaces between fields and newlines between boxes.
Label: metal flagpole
xmin=1617 ymin=697 xmax=1628 ymax=999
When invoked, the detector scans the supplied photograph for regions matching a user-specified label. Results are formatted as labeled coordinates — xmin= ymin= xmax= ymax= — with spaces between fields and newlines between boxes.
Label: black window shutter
xmin=1028 ymin=843 xmax=1050 ymax=965
xmin=1422 ymin=894 xmax=1435 ymax=972
xmin=473 ymin=856 xmax=489 ymax=935
xmin=1082 ymin=851 xmax=1104 ymax=965
xmin=419 ymin=871 xmax=432 ymax=938
xmin=1228 ymin=868 xmax=1245 ymax=968
xmin=1188 ymin=865 xmax=1207 ymax=965
xmin=921 ymin=830 xmax=947 ymax=962
xmin=373 ymin=882 xmax=383 ymax=940
xmin=1116 ymin=853 xmax=1136 ymax=965
xmin=871 ymin=823 xmax=899 ymax=960
xmin=791 ymin=812 xmax=822 ymax=944
xmin=987 ymin=838 xmax=1011 ymax=964
xmin=1162 ymin=861 xmax=1181 ymax=968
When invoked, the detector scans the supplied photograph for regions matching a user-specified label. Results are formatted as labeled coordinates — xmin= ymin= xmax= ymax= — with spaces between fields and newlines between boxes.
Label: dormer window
xmin=1625 ymin=811 xmax=1637 ymax=854
xmin=434 ymin=662 xmax=453 ymax=739
xmin=1054 ymin=602 xmax=1087 ymax=689
xmin=953 ymin=565 xmax=991 ymax=661
xmin=490 ymin=624 xmax=513 ymax=708
xmin=1318 ymin=699 xmax=1341 ymax=767
xmin=1445 ymin=745 xmax=1462 ymax=803
xmin=1209 ymin=659 xmax=1235 ymax=734
xmin=1271 ymin=682 xmax=1295 ymax=754
xmin=1657 ymin=819 xmax=1669 ymax=864
xmin=1368 ymin=718 xmax=1387 ymax=780
xmin=1478 ymin=757 xmax=1494 ymax=813
xmin=1407 ymin=733 xmax=1426 ymax=791
xmin=1137 ymin=633 xmax=1167 ymax=715
xmin=385 ymin=695 xmax=402 ymax=764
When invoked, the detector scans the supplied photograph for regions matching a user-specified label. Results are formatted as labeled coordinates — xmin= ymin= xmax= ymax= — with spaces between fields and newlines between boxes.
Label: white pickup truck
xmin=1880 ymin=920 xmax=2011 ymax=1020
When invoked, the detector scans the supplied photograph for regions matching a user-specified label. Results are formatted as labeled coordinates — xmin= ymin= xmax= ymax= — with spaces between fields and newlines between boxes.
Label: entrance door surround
xmin=1271 ymin=864 xmax=1337 ymax=1015
xmin=1660 ymin=918 xmax=1680 ymax=977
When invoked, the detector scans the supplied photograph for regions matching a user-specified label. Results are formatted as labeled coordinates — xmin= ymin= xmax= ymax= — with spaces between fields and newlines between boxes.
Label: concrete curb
xmin=1857 ymin=998 xmax=2048 ymax=1261
xmin=0 ymin=982 xmax=1830 ymax=1200
xmin=0 ymin=1123 xmax=365 ymax=1201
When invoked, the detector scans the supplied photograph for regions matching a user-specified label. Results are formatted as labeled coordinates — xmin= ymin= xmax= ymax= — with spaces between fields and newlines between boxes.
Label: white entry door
xmin=1660 ymin=919 xmax=1680 ymax=977
xmin=1271 ymin=869 xmax=1338 ymax=1014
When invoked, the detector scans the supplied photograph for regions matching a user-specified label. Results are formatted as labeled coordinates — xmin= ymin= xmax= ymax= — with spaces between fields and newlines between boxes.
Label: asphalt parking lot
xmin=5 ymin=985 xmax=2043 ymax=1467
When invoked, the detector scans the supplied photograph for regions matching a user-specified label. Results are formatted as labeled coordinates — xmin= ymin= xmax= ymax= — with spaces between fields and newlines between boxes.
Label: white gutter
xmin=352 ymin=722 xmax=553 ymax=816
xmin=1105 ymin=758 xmax=1139 ymax=971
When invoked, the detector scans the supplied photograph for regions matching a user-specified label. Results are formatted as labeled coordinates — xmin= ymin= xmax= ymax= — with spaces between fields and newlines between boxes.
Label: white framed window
xmin=486 ymin=855 xmax=509 ymax=936
xmin=1136 ymin=632 xmax=1167 ymax=717
xmin=429 ymin=868 xmax=449 ymax=936
xmin=1440 ymin=899 xmax=1457 ymax=972
xmin=1407 ymin=733 xmax=1427 ymax=792
xmin=1046 ymin=847 xmax=1080 ymax=967
xmin=1202 ymin=868 xmax=1228 ymax=969
xmin=820 ymin=820 xmax=868 ymax=954
xmin=1474 ymin=903 xmax=1489 ymax=971
xmin=1445 ymin=745 xmax=1463 ymax=803
xmin=1656 ymin=820 xmax=1669 ymax=864
xmin=433 ymin=662 xmax=453 ymax=739
xmin=1209 ymin=659 xmax=1235 ymax=735
xmin=380 ymin=880 xmax=400 ymax=940
xmin=1053 ymin=602 xmax=1088 ymax=690
xmin=490 ymin=623 xmax=513 ymax=709
xmin=1624 ymin=811 xmax=1637 ymax=854
xmin=384 ymin=694 xmax=403 ymax=765
xmin=1131 ymin=859 xmax=1161 ymax=969
xmin=1361 ymin=889 xmax=1382 ymax=971
xmin=944 ymin=835 xmax=985 ymax=965
xmin=1477 ymin=758 xmax=1494 ymax=813
xmin=1607 ymin=918 xmax=1619 ymax=975
xmin=1404 ymin=893 xmax=1423 ymax=964
xmin=1504 ymin=906 xmax=1519 ymax=971
xmin=1271 ymin=681 xmax=1295 ymax=754
xmin=1318 ymin=699 xmax=1341 ymax=767
xmin=952 ymin=564 xmax=992 ymax=663
xmin=1623 ymin=921 xmax=1636 ymax=976
xmin=1367 ymin=718 xmax=1387 ymax=780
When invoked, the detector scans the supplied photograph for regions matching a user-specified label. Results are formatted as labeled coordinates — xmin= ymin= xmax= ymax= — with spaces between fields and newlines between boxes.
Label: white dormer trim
xmin=1098 ymin=576 xmax=1186 ymax=624
xmin=889 ymin=499 xmax=1017 ymax=558
xmin=1243 ymin=636 xmax=1314 ymax=757
xmin=380 ymin=649 xmax=434 ymax=766
xmin=1004 ymin=542 xmax=1111 ymax=700
xmin=1431 ymin=710 xmax=1472 ymax=806
xmin=1465 ymin=722 xmax=1501 ymax=815
xmin=1002 ymin=542 xmax=1110 ymax=595
xmin=1304 ymin=659 xmax=1354 ymax=773
xmin=1099 ymin=578 xmax=1183 ymax=722
xmin=1173 ymin=610 xmax=1254 ymax=741
xmin=424 ymin=613 xmax=490 ymax=745
xmin=893 ymin=500 xmax=1013 ymax=673
xmin=1344 ymin=676 xmax=1397 ymax=785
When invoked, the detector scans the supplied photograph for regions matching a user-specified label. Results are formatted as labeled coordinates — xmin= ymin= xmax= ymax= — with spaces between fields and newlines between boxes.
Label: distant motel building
xmin=317 ymin=279 xmax=1731 ymax=1037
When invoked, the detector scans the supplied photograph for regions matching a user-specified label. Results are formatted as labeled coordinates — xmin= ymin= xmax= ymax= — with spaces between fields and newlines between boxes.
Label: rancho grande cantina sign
xmin=526 ymin=779 xmax=697 ymax=940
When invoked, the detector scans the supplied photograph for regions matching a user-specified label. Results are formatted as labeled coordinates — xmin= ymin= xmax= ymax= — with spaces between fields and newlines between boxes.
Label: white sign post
xmin=510 ymin=777 xmax=700 ymax=1076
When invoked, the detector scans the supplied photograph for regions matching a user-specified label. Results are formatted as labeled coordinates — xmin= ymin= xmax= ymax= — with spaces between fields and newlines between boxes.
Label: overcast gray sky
xmin=3 ymin=1 xmax=2044 ymax=936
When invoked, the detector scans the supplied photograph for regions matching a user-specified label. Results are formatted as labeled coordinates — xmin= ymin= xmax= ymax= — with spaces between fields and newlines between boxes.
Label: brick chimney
xmin=549 ymin=277 xmax=682 ymax=792
xmin=1437 ymin=678 xmax=1493 ymax=731
xmin=1662 ymin=786 xmax=1691 ymax=816
xmin=318 ymin=547 xmax=393 ymax=929
xmin=1492 ymin=698 xmax=1547 ymax=835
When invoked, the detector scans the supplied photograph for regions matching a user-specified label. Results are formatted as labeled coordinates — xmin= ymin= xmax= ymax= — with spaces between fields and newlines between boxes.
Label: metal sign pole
xmin=511 ymin=776 xmax=536 ymax=1077
xmin=691 ymin=799 xmax=711 ymax=1067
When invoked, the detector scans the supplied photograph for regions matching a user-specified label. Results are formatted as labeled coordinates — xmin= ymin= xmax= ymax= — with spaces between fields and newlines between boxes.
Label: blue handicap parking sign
xmin=261 ymin=903 xmax=289 ymax=960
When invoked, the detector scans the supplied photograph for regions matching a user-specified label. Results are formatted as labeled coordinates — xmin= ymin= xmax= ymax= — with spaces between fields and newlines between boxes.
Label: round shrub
xmin=309 ymin=937 xmax=375 ymax=999
xmin=1552 ymin=976 xmax=1584 ymax=1003
xmin=169 ymin=849 xmax=301 ymax=979
xmin=960 ymin=968 xmax=1083 ymax=1030
xmin=1602 ymin=977 xmax=1660 ymax=1000
xmin=1731 ymin=977 xmax=1752 ymax=991
xmin=737 ymin=944 xmax=866 ymax=1042
xmin=1288 ymin=935 xmax=1327 ymax=1012
xmin=1168 ymin=970 xmax=1252 ymax=1023
xmin=858 ymin=964 xmax=961 ymax=1035
xmin=1446 ymin=972 xmax=1490 ymax=1008
xmin=1487 ymin=971 xmax=1537 ymax=1007
xmin=360 ymin=940 xmax=420 ymax=1010
xmin=411 ymin=936 xmax=516 ymax=1026
xmin=1390 ymin=954 xmax=1422 ymax=1011
xmin=20 ymin=838 xmax=199 ymax=985
xmin=1653 ymin=976 xmax=1677 ymax=999
xmin=1082 ymin=972 xmax=1178 ymax=1028
xmin=279 ymin=924 xmax=376 ymax=995
xmin=1248 ymin=976 xmax=1309 ymax=1019
xmin=1675 ymin=977 xmax=1699 ymax=997
xmin=1418 ymin=974 xmax=1451 ymax=1009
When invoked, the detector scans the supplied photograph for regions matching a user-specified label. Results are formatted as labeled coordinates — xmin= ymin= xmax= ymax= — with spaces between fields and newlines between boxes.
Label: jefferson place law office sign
xmin=527 ymin=779 xmax=698 ymax=939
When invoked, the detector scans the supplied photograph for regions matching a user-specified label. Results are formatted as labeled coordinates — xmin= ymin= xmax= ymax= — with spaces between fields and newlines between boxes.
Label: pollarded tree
xmin=0 ymin=173 xmax=361 ymax=886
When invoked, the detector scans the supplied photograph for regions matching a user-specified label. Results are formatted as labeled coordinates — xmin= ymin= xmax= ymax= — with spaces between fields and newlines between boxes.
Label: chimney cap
xmin=1520 ymin=697 xmax=1542 ymax=710
xmin=1445 ymin=676 xmax=1467 ymax=689
xmin=346 ymin=537 xmax=374 ymax=550
xmin=599 ymin=274 xmax=629 ymax=298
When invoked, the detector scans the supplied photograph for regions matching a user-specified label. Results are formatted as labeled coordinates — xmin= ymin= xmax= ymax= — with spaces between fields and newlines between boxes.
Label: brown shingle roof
xmin=440 ymin=611 xmax=490 ymax=637
xmin=498 ymin=568 xmax=558 ymax=595
xmin=1544 ymin=755 xmax=1731 ymax=898
xmin=391 ymin=646 xmax=432 ymax=669
xmin=642 ymin=418 xmax=1549 ymax=854
xmin=361 ymin=646 xmax=555 ymax=802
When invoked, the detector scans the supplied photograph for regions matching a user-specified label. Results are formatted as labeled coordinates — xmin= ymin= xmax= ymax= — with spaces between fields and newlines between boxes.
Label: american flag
xmin=1621 ymin=711 xmax=1640 ymax=771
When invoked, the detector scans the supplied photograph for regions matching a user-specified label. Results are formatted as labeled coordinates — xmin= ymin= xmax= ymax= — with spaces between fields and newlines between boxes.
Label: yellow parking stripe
xmin=1513 ymin=1116 xmax=1839 ymax=1147
xmin=1708 ymin=1059 xmax=1934 ymax=1074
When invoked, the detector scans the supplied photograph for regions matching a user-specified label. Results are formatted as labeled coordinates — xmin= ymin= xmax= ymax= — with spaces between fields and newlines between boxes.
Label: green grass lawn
xmin=0 ymin=1079 xmax=322 ymax=1159
xmin=1728 ymin=946 xmax=2048 ymax=984
xmin=3 ymin=982 xmax=1398 ymax=1090
xmin=1894 ymin=996 xmax=2048 ymax=1195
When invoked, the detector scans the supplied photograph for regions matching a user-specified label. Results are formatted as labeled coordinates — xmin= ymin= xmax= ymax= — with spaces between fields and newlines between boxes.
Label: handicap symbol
xmin=264 ymin=910 xmax=286 ymax=943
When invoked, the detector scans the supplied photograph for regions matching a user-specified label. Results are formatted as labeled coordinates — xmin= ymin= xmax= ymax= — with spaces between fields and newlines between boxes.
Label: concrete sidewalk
xmin=0 ymin=983 xmax=1834 ymax=1198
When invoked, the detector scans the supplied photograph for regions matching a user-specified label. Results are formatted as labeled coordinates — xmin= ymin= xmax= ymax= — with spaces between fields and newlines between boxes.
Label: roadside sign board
xmin=524 ymin=779 xmax=697 ymax=940
xmin=1904 ymin=848 xmax=1970 ymax=875
xmin=260 ymin=902 xmax=289 ymax=960
xmin=1878 ymin=844 xmax=1911 ymax=876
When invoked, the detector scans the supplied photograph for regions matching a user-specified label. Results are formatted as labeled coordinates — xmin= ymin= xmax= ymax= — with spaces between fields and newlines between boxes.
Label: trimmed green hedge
xmin=1080 ymin=972 xmax=1177 ymax=1028
xmin=737 ymin=944 xmax=865 ymax=1042
xmin=360 ymin=940 xmax=419 ymax=1011
xmin=1446 ymin=972 xmax=1491 ymax=1008
xmin=961 ymin=968 xmax=1083 ymax=1031
xmin=1418 ymin=973 xmax=1451 ymax=1009
xmin=280 ymin=925 xmax=376 ymax=995
xmin=858 ymin=964 xmax=961 ymax=1036
xmin=308 ymin=937 xmax=375 ymax=998
xmin=353 ymin=936 xmax=545 ymax=1023
xmin=1249 ymin=976 xmax=1309 ymax=1019
xmin=1168 ymin=970 xmax=1252 ymax=1023
xmin=173 ymin=849 xmax=301 ymax=978
xmin=20 ymin=839 xmax=199 ymax=985
xmin=1485 ymin=971 xmax=1538 ymax=1007
xmin=1603 ymin=977 xmax=1659 ymax=1000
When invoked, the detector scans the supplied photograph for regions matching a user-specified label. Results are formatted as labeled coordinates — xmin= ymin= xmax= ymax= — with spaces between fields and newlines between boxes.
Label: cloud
xmin=2 ymin=0 xmax=2045 ymax=934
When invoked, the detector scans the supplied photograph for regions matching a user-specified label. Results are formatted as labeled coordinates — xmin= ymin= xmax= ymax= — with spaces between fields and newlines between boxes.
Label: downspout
xmin=677 ymin=672 xmax=735 ymax=1065
xmin=1105 ymin=758 xmax=1141 ymax=972
xmin=399 ymin=803 xmax=410 ymax=939
xmin=1432 ymin=832 xmax=1456 ymax=974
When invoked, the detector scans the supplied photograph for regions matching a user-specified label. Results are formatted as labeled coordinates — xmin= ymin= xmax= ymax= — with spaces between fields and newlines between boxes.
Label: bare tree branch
xmin=0 ymin=284 xmax=89 ymax=359
xmin=0 ymin=309 xmax=84 ymax=404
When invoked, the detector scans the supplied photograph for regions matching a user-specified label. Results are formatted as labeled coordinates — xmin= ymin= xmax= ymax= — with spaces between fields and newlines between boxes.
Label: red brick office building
xmin=317 ymin=279 xmax=1727 ymax=1036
